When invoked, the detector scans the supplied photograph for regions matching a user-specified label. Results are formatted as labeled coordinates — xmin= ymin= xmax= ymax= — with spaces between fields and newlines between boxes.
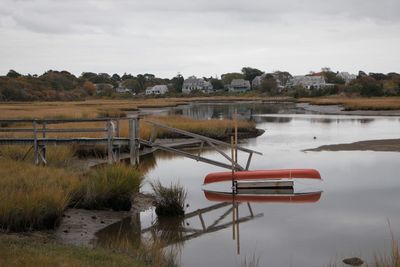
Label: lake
xmin=97 ymin=102 xmax=400 ymax=267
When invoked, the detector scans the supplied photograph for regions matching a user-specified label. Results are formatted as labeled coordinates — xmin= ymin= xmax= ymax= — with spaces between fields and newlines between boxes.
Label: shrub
xmin=151 ymin=181 xmax=187 ymax=217
xmin=76 ymin=164 xmax=144 ymax=211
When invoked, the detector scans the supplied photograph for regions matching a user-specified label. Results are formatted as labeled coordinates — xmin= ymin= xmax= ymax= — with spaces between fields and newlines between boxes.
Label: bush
xmin=151 ymin=181 xmax=187 ymax=217
xmin=76 ymin=164 xmax=144 ymax=211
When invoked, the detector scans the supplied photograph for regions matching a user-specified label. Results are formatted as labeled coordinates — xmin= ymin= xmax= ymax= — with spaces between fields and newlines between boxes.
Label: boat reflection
xmin=93 ymin=189 xmax=322 ymax=258
xmin=204 ymin=189 xmax=322 ymax=203
xmin=203 ymin=189 xmax=322 ymax=254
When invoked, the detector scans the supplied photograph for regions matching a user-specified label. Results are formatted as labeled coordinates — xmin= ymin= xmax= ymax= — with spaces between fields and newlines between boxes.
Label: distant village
xmin=1 ymin=67 xmax=399 ymax=101
xmin=123 ymin=69 xmax=358 ymax=96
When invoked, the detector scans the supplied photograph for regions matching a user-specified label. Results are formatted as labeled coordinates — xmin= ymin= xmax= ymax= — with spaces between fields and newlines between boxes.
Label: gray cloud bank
xmin=0 ymin=0 xmax=399 ymax=77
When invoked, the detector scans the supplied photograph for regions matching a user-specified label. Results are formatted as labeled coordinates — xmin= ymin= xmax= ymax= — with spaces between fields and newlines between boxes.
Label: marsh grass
xmin=0 ymin=145 xmax=75 ymax=168
xmin=0 ymin=159 xmax=79 ymax=231
xmin=301 ymin=97 xmax=400 ymax=111
xmin=75 ymin=164 xmax=144 ymax=211
xmin=97 ymin=108 xmax=127 ymax=118
xmin=239 ymin=254 xmax=261 ymax=267
xmin=151 ymin=181 xmax=187 ymax=217
xmin=0 ymin=235 xmax=147 ymax=267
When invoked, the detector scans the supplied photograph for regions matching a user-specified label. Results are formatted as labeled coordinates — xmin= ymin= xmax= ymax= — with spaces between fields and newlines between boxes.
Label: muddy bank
xmin=305 ymin=139 xmax=400 ymax=152
xmin=55 ymin=193 xmax=154 ymax=247
xmin=298 ymin=103 xmax=400 ymax=116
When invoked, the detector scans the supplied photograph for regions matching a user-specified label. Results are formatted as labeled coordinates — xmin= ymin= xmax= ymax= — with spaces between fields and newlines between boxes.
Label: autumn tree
xmin=82 ymin=81 xmax=96 ymax=96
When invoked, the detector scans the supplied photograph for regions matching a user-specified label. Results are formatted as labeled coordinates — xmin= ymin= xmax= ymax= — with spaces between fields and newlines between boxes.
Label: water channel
xmin=97 ymin=102 xmax=400 ymax=267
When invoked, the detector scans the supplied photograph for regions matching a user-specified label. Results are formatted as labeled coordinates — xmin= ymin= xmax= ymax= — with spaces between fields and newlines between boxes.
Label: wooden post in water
xmin=234 ymin=109 xmax=238 ymax=165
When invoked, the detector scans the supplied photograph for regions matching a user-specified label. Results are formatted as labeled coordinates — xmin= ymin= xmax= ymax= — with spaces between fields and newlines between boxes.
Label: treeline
xmin=1 ymin=68 xmax=400 ymax=101
xmin=288 ymin=70 xmax=400 ymax=98
xmin=0 ymin=70 xmax=184 ymax=101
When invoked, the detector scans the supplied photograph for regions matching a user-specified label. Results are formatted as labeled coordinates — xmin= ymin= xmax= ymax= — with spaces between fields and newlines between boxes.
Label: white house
xmin=228 ymin=79 xmax=251 ymax=92
xmin=337 ymin=72 xmax=357 ymax=84
xmin=145 ymin=85 xmax=169 ymax=95
xmin=182 ymin=76 xmax=213 ymax=94
xmin=287 ymin=75 xmax=333 ymax=89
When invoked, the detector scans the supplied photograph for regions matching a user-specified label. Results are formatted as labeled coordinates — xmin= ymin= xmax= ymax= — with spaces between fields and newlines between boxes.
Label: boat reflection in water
xmin=203 ymin=188 xmax=322 ymax=254
xmin=93 ymin=188 xmax=322 ymax=261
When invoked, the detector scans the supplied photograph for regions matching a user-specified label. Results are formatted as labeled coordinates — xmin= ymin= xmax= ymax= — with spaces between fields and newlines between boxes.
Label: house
xmin=115 ymin=86 xmax=131 ymax=94
xmin=287 ymin=75 xmax=333 ymax=89
xmin=182 ymin=76 xmax=213 ymax=94
xmin=337 ymin=72 xmax=357 ymax=84
xmin=252 ymin=74 xmax=266 ymax=88
xmin=252 ymin=71 xmax=292 ymax=90
xmin=145 ymin=85 xmax=168 ymax=95
xmin=95 ymin=83 xmax=114 ymax=94
xmin=228 ymin=79 xmax=251 ymax=92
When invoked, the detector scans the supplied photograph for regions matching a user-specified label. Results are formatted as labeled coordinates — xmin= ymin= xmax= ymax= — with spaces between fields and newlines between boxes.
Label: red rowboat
xmin=204 ymin=169 xmax=321 ymax=184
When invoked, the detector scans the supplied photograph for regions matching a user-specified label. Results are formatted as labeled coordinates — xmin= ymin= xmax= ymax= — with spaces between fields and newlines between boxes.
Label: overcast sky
xmin=0 ymin=0 xmax=399 ymax=78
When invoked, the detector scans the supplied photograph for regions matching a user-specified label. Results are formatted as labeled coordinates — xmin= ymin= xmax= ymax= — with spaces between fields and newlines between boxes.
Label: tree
xmin=82 ymin=81 xmax=96 ymax=96
xmin=221 ymin=73 xmax=244 ymax=85
xmin=122 ymin=78 xmax=141 ymax=94
xmin=121 ymin=73 xmax=134 ymax=80
xmin=171 ymin=74 xmax=184 ymax=93
xmin=6 ymin=69 xmax=21 ymax=78
xmin=241 ymin=67 xmax=264 ymax=82
xmin=111 ymin=73 xmax=121 ymax=82
xmin=210 ymin=78 xmax=224 ymax=90
xmin=357 ymin=76 xmax=383 ymax=96
xmin=322 ymin=71 xmax=345 ymax=84
xmin=260 ymin=74 xmax=278 ymax=95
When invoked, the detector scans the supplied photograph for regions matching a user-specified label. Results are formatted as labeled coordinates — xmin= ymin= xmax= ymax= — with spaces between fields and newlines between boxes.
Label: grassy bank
xmin=75 ymin=164 xmax=144 ymax=211
xmin=0 ymin=114 xmax=261 ymax=141
xmin=0 ymin=97 xmax=272 ymax=120
xmin=0 ymin=154 xmax=144 ymax=231
xmin=0 ymin=159 xmax=79 ymax=231
xmin=0 ymin=235 xmax=150 ymax=267
xmin=300 ymin=96 xmax=400 ymax=110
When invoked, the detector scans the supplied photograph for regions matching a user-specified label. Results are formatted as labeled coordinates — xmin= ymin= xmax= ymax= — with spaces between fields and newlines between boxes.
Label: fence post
xmin=33 ymin=120 xmax=39 ymax=165
xmin=42 ymin=122 xmax=46 ymax=165
xmin=107 ymin=120 xmax=113 ymax=164
xmin=129 ymin=118 xmax=139 ymax=165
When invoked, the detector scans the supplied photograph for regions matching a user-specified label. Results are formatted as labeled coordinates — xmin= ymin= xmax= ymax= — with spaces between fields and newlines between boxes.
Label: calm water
xmin=98 ymin=103 xmax=400 ymax=267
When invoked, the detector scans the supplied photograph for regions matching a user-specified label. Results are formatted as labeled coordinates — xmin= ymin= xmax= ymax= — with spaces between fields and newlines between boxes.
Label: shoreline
xmin=297 ymin=102 xmax=400 ymax=116
xmin=305 ymin=138 xmax=400 ymax=152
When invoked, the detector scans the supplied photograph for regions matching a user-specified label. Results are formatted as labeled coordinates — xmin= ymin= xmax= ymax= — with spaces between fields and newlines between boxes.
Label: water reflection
xmin=120 ymin=102 xmax=400 ymax=266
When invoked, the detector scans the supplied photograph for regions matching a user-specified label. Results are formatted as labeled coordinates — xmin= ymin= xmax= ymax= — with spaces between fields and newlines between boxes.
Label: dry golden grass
xmin=300 ymin=96 xmax=400 ymax=110
xmin=0 ymin=235 xmax=149 ymax=267
xmin=0 ymin=115 xmax=256 ymax=140
xmin=0 ymin=159 xmax=79 ymax=231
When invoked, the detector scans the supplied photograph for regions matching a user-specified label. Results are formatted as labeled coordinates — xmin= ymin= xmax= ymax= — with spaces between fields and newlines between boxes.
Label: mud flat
xmin=305 ymin=138 xmax=400 ymax=152
xmin=298 ymin=103 xmax=400 ymax=116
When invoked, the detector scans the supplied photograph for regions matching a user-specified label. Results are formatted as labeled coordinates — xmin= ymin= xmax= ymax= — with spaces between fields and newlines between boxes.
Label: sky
xmin=0 ymin=0 xmax=399 ymax=78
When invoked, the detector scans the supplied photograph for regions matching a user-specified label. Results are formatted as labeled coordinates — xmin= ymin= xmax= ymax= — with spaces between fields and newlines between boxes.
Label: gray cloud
xmin=0 ymin=0 xmax=399 ymax=77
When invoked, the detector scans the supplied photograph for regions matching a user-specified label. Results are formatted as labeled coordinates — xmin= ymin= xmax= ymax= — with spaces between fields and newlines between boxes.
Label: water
xmin=99 ymin=103 xmax=400 ymax=267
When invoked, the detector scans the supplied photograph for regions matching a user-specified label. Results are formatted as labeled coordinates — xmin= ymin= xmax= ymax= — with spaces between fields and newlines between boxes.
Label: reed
xmin=151 ymin=181 xmax=187 ymax=217
xmin=75 ymin=164 xmax=144 ymax=211
xmin=0 ymin=159 xmax=79 ymax=231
